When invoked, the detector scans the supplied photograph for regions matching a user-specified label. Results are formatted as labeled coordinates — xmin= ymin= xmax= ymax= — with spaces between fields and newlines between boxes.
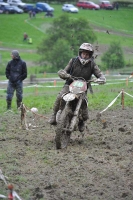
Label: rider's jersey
xmin=64 ymin=56 xmax=105 ymax=86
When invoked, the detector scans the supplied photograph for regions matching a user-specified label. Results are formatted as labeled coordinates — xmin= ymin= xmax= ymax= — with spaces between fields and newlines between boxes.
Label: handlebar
xmin=58 ymin=69 xmax=105 ymax=84
xmin=70 ymin=76 xmax=96 ymax=83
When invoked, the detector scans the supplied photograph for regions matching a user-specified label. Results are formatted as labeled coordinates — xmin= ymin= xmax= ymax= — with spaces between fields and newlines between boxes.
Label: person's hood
xmin=12 ymin=50 xmax=20 ymax=59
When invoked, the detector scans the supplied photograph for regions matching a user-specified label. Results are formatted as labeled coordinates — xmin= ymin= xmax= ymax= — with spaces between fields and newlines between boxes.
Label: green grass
xmin=0 ymin=7 xmax=133 ymax=49
xmin=0 ymin=13 xmax=44 ymax=48
xmin=94 ymin=30 xmax=133 ymax=47
xmin=0 ymin=5 xmax=133 ymax=114
xmin=88 ymin=9 xmax=133 ymax=33
xmin=0 ymin=6 xmax=133 ymax=72
xmin=0 ymin=79 xmax=133 ymax=114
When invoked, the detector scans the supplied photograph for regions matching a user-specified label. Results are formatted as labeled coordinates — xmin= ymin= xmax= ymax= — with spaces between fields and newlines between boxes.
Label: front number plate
xmin=63 ymin=93 xmax=76 ymax=101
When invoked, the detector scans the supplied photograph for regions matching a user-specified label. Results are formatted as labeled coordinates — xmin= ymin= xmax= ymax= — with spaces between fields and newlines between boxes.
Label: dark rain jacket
xmin=5 ymin=57 xmax=27 ymax=83
xmin=64 ymin=56 xmax=105 ymax=86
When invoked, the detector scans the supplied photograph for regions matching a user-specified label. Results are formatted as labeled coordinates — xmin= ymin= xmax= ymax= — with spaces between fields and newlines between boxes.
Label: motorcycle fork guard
xmin=69 ymin=98 xmax=82 ymax=132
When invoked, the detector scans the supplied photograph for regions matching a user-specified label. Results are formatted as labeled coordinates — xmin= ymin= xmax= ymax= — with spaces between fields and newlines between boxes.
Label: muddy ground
xmin=0 ymin=107 xmax=133 ymax=200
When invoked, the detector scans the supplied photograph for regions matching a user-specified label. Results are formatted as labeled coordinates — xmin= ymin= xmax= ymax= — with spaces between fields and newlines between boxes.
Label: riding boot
xmin=48 ymin=98 xmax=61 ymax=125
xmin=49 ymin=85 xmax=69 ymax=125
xmin=48 ymin=113 xmax=57 ymax=125
xmin=7 ymin=100 xmax=12 ymax=110
xmin=17 ymin=100 xmax=21 ymax=109
xmin=78 ymin=120 xmax=85 ymax=132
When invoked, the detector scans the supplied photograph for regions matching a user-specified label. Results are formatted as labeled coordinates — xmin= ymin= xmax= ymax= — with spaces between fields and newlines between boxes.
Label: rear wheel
xmin=55 ymin=104 xmax=72 ymax=149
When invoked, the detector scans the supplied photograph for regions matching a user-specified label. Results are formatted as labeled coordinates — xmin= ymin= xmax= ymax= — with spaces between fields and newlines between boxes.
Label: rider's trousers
xmin=52 ymin=84 xmax=89 ymax=121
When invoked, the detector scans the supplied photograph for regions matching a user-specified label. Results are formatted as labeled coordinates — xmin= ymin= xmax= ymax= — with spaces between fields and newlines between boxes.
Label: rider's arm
xmin=64 ymin=59 xmax=73 ymax=73
xmin=92 ymin=62 xmax=106 ymax=83
xmin=57 ymin=59 xmax=73 ymax=80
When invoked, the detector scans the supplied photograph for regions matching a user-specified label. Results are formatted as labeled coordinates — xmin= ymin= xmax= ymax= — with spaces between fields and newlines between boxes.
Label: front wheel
xmin=55 ymin=104 xmax=72 ymax=149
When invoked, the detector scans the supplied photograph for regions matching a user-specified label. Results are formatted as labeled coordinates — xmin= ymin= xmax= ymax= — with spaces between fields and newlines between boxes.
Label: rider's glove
xmin=58 ymin=69 xmax=71 ymax=80
xmin=94 ymin=78 xmax=106 ymax=84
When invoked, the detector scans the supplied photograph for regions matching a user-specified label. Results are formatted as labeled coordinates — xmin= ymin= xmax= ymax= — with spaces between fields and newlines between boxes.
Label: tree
xmin=50 ymin=39 xmax=74 ymax=71
xmin=101 ymin=42 xmax=125 ymax=70
xmin=38 ymin=14 xmax=97 ymax=72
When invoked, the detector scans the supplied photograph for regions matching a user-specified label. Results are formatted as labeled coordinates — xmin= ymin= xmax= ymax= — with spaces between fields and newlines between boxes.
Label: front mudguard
xmin=57 ymin=93 xmax=88 ymax=128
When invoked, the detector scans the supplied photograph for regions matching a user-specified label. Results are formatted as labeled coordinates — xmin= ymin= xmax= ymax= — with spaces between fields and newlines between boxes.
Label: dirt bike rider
xmin=49 ymin=43 xmax=106 ymax=132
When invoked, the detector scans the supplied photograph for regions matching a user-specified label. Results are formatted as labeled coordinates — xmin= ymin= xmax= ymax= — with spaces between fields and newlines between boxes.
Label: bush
xmin=101 ymin=42 xmax=125 ymax=70
xmin=38 ymin=14 xmax=97 ymax=71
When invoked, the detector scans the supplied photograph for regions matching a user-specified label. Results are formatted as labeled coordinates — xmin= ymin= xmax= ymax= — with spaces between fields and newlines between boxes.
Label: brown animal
xmin=19 ymin=102 xmax=28 ymax=129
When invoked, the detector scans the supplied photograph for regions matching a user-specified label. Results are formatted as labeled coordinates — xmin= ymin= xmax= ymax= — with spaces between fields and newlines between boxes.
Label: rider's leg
xmin=49 ymin=85 xmax=69 ymax=125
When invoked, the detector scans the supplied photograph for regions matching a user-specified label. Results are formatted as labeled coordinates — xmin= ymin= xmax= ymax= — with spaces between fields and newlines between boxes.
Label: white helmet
xmin=78 ymin=43 xmax=94 ymax=65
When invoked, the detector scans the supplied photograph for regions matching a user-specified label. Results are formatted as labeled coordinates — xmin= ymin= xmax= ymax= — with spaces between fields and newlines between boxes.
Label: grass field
xmin=0 ymin=5 xmax=133 ymax=113
xmin=0 ymin=78 xmax=133 ymax=114
xmin=0 ymin=6 xmax=133 ymax=75
xmin=0 ymin=7 xmax=133 ymax=48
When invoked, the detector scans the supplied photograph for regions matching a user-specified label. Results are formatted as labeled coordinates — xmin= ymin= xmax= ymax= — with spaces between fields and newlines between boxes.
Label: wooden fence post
xmin=121 ymin=89 xmax=124 ymax=109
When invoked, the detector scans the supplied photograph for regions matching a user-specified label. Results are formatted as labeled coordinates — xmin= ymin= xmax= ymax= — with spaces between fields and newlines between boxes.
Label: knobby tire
xmin=55 ymin=104 xmax=72 ymax=149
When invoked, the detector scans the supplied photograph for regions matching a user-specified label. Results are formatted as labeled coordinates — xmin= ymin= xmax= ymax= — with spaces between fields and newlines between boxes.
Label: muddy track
xmin=0 ymin=108 xmax=133 ymax=199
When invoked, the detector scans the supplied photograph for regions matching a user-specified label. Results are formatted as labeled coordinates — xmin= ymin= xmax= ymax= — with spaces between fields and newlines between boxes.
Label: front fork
xmin=69 ymin=98 xmax=83 ymax=132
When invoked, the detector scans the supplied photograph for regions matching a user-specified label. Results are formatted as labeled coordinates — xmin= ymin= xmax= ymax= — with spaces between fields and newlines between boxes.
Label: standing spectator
xmin=23 ymin=32 xmax=28 ymax=41
xmin=5 ymin=50 xmax=27 ymax=110
xmin=45 ymin=11 xmax=53 ymax=17
xmin=32 ymin=11 xmax=36 ymax=18
xmin=29 ymin=10 xmax=32 ymax=18
xmin=115 ymin=2 xmax=119 ymax=10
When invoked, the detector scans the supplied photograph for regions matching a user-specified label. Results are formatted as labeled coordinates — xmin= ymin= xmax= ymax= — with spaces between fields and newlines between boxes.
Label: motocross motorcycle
xmin=55 ymin=76 xmax=94 ymax=149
